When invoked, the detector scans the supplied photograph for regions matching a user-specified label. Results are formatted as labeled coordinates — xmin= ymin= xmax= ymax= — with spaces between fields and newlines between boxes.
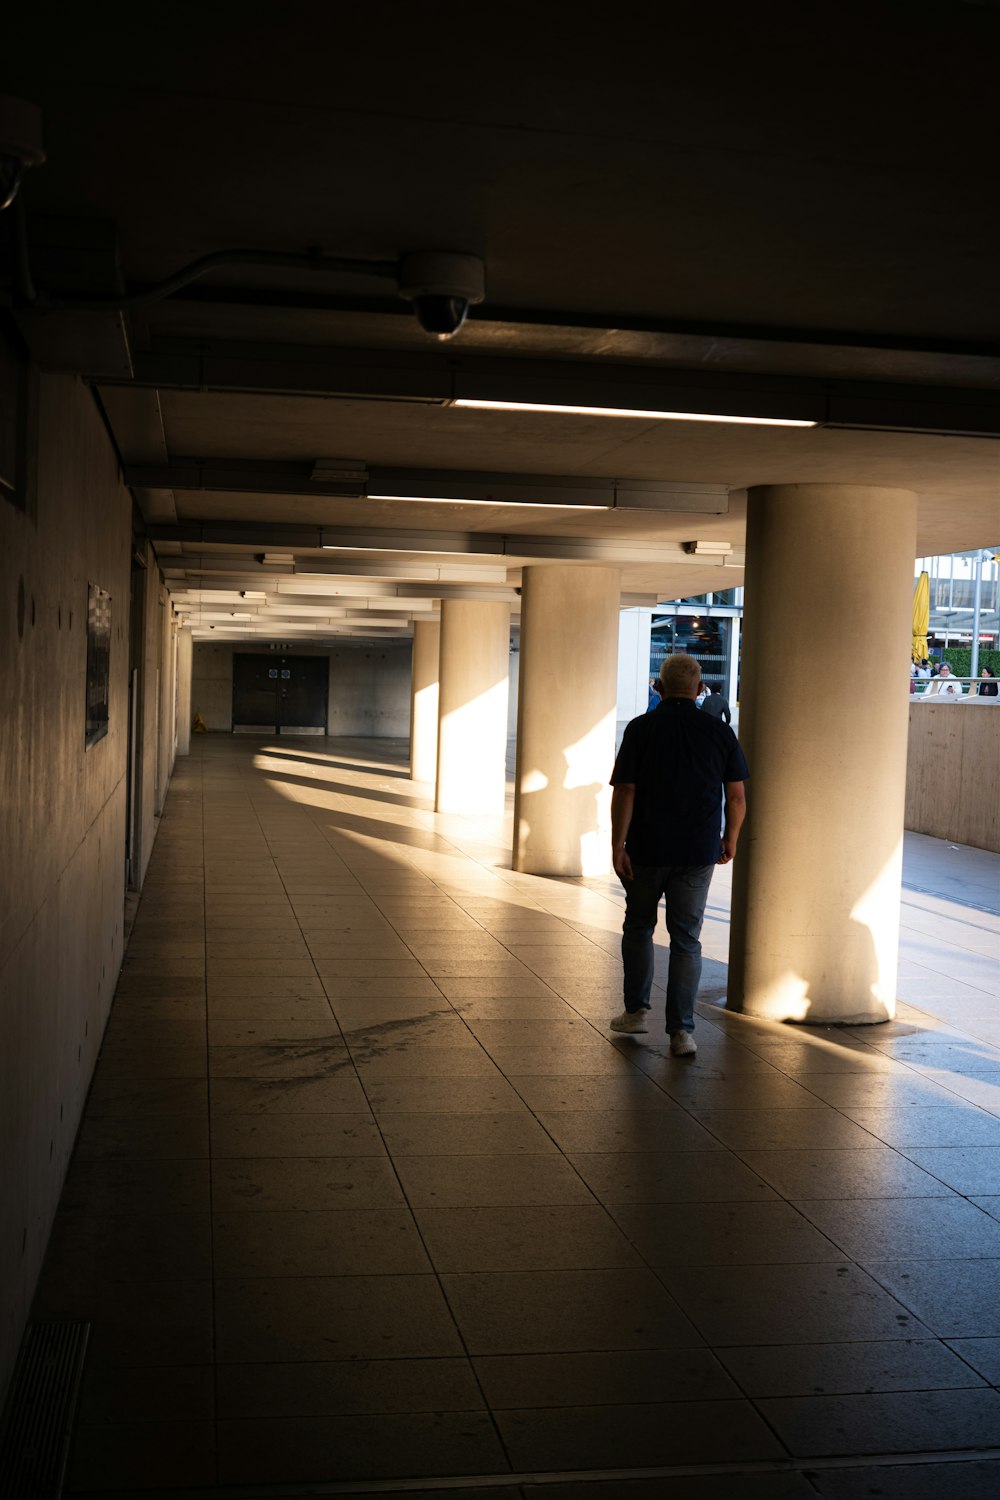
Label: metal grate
xmin=0 ymin=1321 xmax=89 ymax=1500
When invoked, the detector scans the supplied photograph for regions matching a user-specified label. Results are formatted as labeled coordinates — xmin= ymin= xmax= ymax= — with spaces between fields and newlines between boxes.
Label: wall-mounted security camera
xmin=398 ymin=251 xmax=485 ymax=340
xmin=0 ymin=96 xmax=45 ymax=211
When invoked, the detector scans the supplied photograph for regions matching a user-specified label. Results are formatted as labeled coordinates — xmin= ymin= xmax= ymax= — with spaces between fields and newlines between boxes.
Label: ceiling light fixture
xmin=367 ymin=494 xmax=601 ymax=511
xmin=452 ymin=399 xmax=816 ymax=428
xmin=320 ymin=542 xmax=455 ymax=556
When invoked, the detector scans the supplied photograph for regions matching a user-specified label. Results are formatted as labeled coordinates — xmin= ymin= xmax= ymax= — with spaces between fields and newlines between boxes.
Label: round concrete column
xmin=176 ymin=626 xmax=193 ymax=756
xmin=409 ymin=620 xmax=440 ymax=783
xmin=728 ymin=483 xmax=918 ymax=1024
xmin=513 ymin=564 xmax=621 ymax=875
xmin=435 ymin=600 xmax=511 ymax=815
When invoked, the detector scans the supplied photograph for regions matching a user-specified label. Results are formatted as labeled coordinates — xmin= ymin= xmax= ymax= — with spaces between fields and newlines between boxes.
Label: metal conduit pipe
xmin=14 ymin=242 xmax=399 ymax=311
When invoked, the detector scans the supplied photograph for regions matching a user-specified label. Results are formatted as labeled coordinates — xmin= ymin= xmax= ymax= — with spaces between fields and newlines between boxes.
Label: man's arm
xmin=611 ymin=782 xmax=635 ymax=883
xmin=718 ymin=780 xmax=746 ymax=864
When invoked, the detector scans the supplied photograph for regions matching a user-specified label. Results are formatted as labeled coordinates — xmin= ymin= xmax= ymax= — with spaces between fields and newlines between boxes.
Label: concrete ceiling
xmin=4 ymin=0 xmax=998 ymax=643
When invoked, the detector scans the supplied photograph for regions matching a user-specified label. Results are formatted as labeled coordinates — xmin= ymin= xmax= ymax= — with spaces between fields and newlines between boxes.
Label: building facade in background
xmin=641 ymin=553 xmax=1000 ymax=711
xmin=918 ymin=549 xmax=1000 ymax=664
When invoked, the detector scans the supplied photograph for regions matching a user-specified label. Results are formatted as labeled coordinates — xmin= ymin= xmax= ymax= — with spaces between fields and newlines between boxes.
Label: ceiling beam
xmin=124 ymin=284 xmax=1000 ymax=361
xmin=149 ymin=522 xmax=499 ymax=555
xmin=122 ymin=459 xmax=730 ymax=513
xmin=157 ymin=570 xmax=521 ymax=601
xmin=147 ymin=521 xmax=739 ymax=568
xmin=99 ymin=342 xmax=1000 ymax=436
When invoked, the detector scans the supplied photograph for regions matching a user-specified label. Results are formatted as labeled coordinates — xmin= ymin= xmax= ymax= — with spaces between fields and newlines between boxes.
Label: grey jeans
xmin=621 ymin=862 xmax=715 ymax=1033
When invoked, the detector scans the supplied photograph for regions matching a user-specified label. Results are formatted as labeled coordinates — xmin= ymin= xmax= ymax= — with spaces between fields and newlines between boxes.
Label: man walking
xmin=700 ymin=684 xmax=732 ymax=724
xmin=609 ymin=653 xmax=748 ymax=1055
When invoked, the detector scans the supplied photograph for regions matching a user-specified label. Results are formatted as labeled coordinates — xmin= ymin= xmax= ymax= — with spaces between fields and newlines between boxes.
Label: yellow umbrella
xmin=912 ymin=570 xmax=930 ymax=661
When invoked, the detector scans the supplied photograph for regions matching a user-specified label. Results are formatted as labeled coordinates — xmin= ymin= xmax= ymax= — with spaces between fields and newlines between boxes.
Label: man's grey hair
xmin=659 ymin=653 xmax=701 ymax=695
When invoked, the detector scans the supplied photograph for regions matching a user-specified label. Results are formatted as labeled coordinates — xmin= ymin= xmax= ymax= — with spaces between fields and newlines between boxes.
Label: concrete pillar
xmin=176 ymin=626 xmax=193 ymax=756
xmin=155 ymin=596 xmax=173 ymax=813
xmin=728 ymin=484 xmax=918 ymax=1024
xmin=435 ymin=600 xmax=510 ymax=815
xmin=513 ymin=564 xmax=621 ymax=876
xmin=409 ymin=620 xmax=440 ymax=783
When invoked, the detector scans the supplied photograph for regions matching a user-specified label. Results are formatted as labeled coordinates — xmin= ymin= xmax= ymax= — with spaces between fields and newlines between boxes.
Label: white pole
xmin=728 ymin=613 xmax=741 ymax=704
xmin=971 ymin=551 xmax=985 ymax=680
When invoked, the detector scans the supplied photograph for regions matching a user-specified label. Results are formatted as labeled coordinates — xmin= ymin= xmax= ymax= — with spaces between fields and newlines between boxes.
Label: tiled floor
xmin=30 ymin=734 xmax=1000 ymax=1498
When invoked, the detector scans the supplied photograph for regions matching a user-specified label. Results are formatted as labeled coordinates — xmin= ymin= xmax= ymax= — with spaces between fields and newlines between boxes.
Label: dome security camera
xmin=0 ymin=96 xmax=45 ymax=211
xmin=398 ymin=251 xmax=485 ymax=340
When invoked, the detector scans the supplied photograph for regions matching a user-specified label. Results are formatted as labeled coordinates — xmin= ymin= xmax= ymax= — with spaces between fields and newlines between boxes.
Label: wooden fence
xmin=906 ymin=701 xmax=1000 ymax=853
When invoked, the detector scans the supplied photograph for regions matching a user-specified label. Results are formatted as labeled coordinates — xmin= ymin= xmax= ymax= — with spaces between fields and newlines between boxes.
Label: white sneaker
xmin=610 ymin=1010 xmax=649 ymax=1034
xmin=670 ymin=1030 xmax=697 ymax=1057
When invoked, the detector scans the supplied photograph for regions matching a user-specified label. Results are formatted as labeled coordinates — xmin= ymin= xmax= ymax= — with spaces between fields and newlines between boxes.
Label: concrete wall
xmin=0 ymin=373 xmax=132 ymax=1400
xmin=190 ymin=639 xmax=234 ymax=731
xmin=328 ymin=643 xmax=411 ymax=737
xmin=192 ymin=641 xmax=413 ymax=736
xmin=906 ymin=701 xmax=1000 ymax=852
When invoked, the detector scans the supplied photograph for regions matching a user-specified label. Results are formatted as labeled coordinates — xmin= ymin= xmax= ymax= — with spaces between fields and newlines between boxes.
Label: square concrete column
xmin=176 ymin=627 xmax=193 ymax=756
xmin=156 ymin=599 xmax=176 ymax=812
xmin=409 ymin=620 xmax=440 ymax=783
xmin=616 ymin=606 xmax=654 ymax=726
xmin=175 ymin=626 xmax=193 ymax=756
xmin=728 ymin=483 xmax=918 ymax=1024
xmin=513 ymin=564 xmax=621 ymax=875
xmin=435 ymin=600 xmax=510 ymax=815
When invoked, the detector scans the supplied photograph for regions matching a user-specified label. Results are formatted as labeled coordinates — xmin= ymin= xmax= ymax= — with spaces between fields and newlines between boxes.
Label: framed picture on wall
xmin=85 ymin=583 xmax=112 ymax=747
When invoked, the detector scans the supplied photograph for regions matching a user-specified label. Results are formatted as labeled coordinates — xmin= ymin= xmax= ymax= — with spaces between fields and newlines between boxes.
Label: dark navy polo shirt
xmin=610 ymin=698 xmax=750 ymax=866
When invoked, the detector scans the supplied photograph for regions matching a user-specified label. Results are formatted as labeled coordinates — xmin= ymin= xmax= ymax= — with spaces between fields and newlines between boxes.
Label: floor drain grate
xmin=0 ymin=1321 xmax=89 ymax=1500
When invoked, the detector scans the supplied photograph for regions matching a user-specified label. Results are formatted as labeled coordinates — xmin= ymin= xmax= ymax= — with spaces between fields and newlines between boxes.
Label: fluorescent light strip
xmin=368 ymin=494 xmax=602 ymax=510
xmin=452 ymin=398 xmax=816 ymax=428
xmin=319 ymin=546 xmax=455 ymax=558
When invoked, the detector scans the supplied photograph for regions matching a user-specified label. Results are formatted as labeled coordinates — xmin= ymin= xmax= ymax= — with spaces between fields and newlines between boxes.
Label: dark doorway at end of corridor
xmin=232 ymin=652 xmax=328 ymax=735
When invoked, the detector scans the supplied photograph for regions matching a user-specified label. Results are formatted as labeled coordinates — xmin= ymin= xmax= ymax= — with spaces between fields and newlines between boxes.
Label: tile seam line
xmin=199 ymin=743 xmax=221 ymax=1485
xmin=315 ymin=744 xmax=680 ymax=1236
xmin=901 ymin=883 xmax=1000 ymax=921
xmin=275 ymin=739 xmax=515 ymax=1469
xmin=256 ymin=740 xmax=742 ymax=1441
xmin=71 ymin=1445 xmax=1000 ymax=1497
xmin=349 ymin=1005 xmax=516 ymax=1476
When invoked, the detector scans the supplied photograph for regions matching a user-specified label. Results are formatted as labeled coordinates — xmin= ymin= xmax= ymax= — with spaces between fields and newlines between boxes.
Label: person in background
xmin=701 ymin=685 xmax=732 ymax=724
xmin=647 ymin=678 xmax=663 ymax=712
xmin=977 ymin=666 xmax=999 ymax=697
xmin=695 ymin=681 xmax=710 ymax=708
xmin=929 ymin=664 xmax=964 ymax=697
